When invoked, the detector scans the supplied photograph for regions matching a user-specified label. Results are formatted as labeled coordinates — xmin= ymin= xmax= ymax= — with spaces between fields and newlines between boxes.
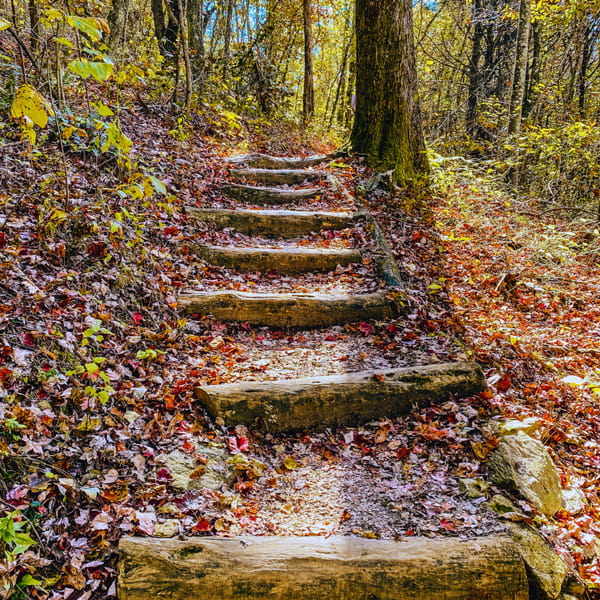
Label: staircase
xmin=118 ymin=152 xmax=529 ymax=599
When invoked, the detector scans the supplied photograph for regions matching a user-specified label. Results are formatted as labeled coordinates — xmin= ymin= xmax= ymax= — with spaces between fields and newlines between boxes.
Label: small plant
xmin=0 ymin=511 xmax=35 ymax=561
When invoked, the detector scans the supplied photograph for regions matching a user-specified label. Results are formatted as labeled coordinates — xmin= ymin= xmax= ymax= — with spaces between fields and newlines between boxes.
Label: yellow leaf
xmin=283 ymin=456 xmax=297 ymax=470
xmin=61 ymin=126 xmax=76 ymax=140
xmin=10 ymin=85 xmax=54 ymax=129
xmin=0 ymin=18 xmax=11 ymax=31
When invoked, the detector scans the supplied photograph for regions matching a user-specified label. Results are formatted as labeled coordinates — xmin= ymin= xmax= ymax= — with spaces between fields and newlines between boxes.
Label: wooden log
xmin=118 ymin=535 xmax=528 ymax=600
xmin=230 ymin=168 xmax=327 ymax=185
xmin=178 ymin=290 xmax=391 ymax=328
xmin=220 ymin=184 xmax=321 ymax=205
xmin=193 ymin=361 xmax=487 ymax=431
xmin=193 ymin=245 xmax=362 ymax=274
xmin=228 ymin=152 xmax=332 ymax=169
xmin=187 ymin=207 xmax=356 ymax=238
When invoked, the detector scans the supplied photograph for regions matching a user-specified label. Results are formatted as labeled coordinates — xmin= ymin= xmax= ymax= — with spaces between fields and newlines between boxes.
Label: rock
xmin=489 ymin=431 xmax=563 ymax=516
xmin=154 ymin=520 xmax=179 ymax=538
xmin=506 ymin=522 xmax=569 ymax=599
xmin=458 ymin=478 xmax=490 ymax=498
xmin=495 ymin=417 xmax=542 ymax=437
xmin=160 ymin=444 xmax=234 ymax=491
xmin=561 ymin=486 xmax=586 ymax=515
xmin=486 ymin=494 xmax=519 ymax=515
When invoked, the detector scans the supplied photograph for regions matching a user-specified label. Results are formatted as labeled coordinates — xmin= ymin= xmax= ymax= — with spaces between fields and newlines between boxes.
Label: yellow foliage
xmin=10 ymin=85 xmax=54 ymax=129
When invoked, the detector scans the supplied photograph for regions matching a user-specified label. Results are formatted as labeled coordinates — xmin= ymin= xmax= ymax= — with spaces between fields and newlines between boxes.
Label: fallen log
xmin=193 ymin=245 xmax=362 ymax=274
xmin=193 ymin=361 xmax=486 ymax=431
xmin=178 ymin=290 xmax=391 ymax=328
xmin=220 ymin=184 xmax=321 ymax=204
xmin=187 ymin=207 xmax=356 ymax=238
xmin=228 ymin=152 xmax=332 ymax=169
xmin=230 ymin=168 xmax=327 ymax=185
xmin=118 ymin=534 xmax=528 ymax=600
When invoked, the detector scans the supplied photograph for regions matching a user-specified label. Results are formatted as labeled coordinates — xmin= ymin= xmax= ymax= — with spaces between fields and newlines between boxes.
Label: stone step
xmin=193 ymin=245 xmax=362 ymax=274
xmin=221 ymin=183 xmax=322 ymax=205
xmin=178 ymin=290 xmax=391 ymax=328
xmin=228 ymin=152 xmax=330 ymax=169
xmin=118 ymin=535 xmax=528 ymax=600
xmin=230 ymin=168 xmax=327 ymax=185
xmin=194 ymin=361 xmax=486 ymax=432
xmin=187 ymin=207 xmax=356 ymax=238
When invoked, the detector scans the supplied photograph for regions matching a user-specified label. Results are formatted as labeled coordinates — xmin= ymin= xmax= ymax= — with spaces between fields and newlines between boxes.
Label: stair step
xmin=193 ymin=245 xmax=362 ymax=274
xmin=194 ymin=361 xmax=486 ymax=431
xmin=178 ymin=290 xmax=391 ymax=328
xmin=228 ymin=152 xmax=330 ymax=169
xmin=230 ymin=168 xmax=326 ymax=185
xmin=118 ymin=535 xmax=528 ymax=600
xmin=187 ymin=207 xmax=356 ymax=238
xmin=221 ymin=183 xmax=321 ymax=204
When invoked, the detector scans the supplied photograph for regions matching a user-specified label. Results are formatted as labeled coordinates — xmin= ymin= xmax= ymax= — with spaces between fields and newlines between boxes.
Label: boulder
xmin=489 ymin=431 xmax=563 ymax=516
xmin=506 ymin=522 xmax=569 ymax=599
xmin=159 ymin=444 xmax=234 ymax=491
xmin=495 ymin=417 xmax=542 ymax=437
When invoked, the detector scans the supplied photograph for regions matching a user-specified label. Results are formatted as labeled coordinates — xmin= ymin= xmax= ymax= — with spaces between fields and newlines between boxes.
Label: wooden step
xmin=228 ymin=152 xmax=330 ymax=169
xmin=230 ymin=168 xmax=326 ymax=185
xmin=194 ymin=361 xmax=486 ymax=431
xmin=178 ymin=290 xmax=391 ymax=328
xmin=118 ymin=535 xmax=528 ymax=600
xmin=187 ymin=207 xmax=356 ymax=238
xmin=221 ymin=183 xmax=321 ymax=205
xmin=193 ymin=245 xmax=362 ymax=274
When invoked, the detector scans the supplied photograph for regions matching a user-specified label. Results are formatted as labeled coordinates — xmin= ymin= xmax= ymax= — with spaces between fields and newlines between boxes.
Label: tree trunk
xmin=302 ymin=0 xmax=315 ymax=124
xmin=151 ymin=0 xmax=167 ymax=55
xmin=466 ymin=0 xmax=484 ymax=136
xmin=223 ymin=0 xmax=234 ymax=62
xmin=523 ymin=20 xmax=541 ymax=120
xmin=28 ymin=0 xmax=40 ymax=53
xmin=507 ymin=0 xmax=531 ymax=135
xmin=187 ymin=0 xmax=205 ymax=88
xmin=351 ymin=0 xmax=428 ymax=187
xmin=108 ymin=0 xmax=130 ymax=50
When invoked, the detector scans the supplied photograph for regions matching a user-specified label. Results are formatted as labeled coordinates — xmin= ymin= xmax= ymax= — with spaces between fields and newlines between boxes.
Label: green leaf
xmin=146 ymin=175 xmax=167 ymax=196
xmin=68 ymin=60 xmax=114 ymax=82
xmin=20 ymin=574 xmax=42 ymax=587
xmin=66 ymin=15 xmax=104 ymax=42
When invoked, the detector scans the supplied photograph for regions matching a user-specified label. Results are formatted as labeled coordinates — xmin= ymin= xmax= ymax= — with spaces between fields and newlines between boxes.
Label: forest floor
xmin=1 ymin=106 xmax=600 ymax=599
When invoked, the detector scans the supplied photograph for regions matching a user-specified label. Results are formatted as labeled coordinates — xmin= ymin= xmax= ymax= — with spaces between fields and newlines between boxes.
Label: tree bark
xmin=119 ymin=535 xmax=528 ymax=600
xmin=302 ymin=0 xmax=315 ymax=124
xmin=151 ymin=0 xmax=167 ymax=55
xmin=108 ymin=0 xmax=130 ymax=50
xmin=351 ymin=0 xmax=428 ymax=187
xmin=466 ymin=0 xmax=484 ymax=136
xmin=193 ymin=361 xmax=486 ymax=431
xmin=507 ymin=0 xmax=532 ymax=135
xmin=187 ymin=0 xmax=205 ymax=88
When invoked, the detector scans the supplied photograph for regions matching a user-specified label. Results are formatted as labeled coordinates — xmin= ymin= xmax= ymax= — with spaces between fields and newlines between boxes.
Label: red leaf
xmin=193 ymin=518 xmax=212 ymax=532
xmin=497 ymin=373 xmax=512 ymax=392
xmin=358 ymin=322 xmax=373 ymax=335
xmin=156 ymin=468 xmax=173 ymax=482
xmin=440 ymin=519 xmax=458 ymax=532
xmin=133 ymin=312 xmax=144 ymax=325
xmin=227 ymin=436 xmax=249 ymax=454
